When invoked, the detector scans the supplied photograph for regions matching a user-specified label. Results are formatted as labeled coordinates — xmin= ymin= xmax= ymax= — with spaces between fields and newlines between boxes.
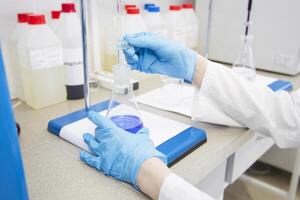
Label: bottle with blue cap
xmin=144 ymin=6 xmax=167 ymax=38
xmin=144 ymin=3 xmax=156 ymax=13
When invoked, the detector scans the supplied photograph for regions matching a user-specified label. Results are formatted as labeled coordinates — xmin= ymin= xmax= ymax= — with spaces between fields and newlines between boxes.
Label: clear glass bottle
xmin=232 ymin=34 xmax=256 ymax=81
xmin=106 ymin=64 xmax=143 ymax=133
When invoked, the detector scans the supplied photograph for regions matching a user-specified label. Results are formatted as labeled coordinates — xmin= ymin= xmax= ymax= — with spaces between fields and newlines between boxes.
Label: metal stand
xmin=79 ymin=0 xmax=90 ymax=111
xmin=204 ymin=0 xmax=213 ymax=58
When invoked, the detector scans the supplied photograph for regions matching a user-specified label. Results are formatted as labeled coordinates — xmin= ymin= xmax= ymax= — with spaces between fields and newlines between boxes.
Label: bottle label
xmin=29 ymin=47 xmax=63 ymax=70
xmin=63 ymin=48 xmax=84 ymax=86
xmin=174 ymin=28 xmax=186 ymax=45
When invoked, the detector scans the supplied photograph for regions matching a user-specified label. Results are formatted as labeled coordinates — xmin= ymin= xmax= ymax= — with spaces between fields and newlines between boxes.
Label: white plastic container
xmin=17 ymin=15 xmax=66 ymax=109
xmin=49 ymin=10 xmax=61 ymax=33
xmin=8 ymin=13 xmax=31 ymax=101
xmin=55 ymin=3 xmax=84 ymax=100
xmin=144 ymin=6 xmax=167 ymax=38
xmin=165 ymin=5 xmax=186 ymax=45
xmin=182 ymin=4 xmax=199 ymax=49
xmin=122 ymin=8 xmax=148 ymax=34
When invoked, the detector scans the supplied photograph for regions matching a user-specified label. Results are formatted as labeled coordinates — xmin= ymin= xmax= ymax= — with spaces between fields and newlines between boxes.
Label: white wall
xmin=196 ymin=0 xmax=300 ymax=74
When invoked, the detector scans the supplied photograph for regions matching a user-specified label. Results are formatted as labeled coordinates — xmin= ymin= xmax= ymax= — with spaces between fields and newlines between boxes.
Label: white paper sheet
xmin=136 ymin=75 xmax=276 ymax=118
xmin=60 ymin=106 xmax=190 ymax=153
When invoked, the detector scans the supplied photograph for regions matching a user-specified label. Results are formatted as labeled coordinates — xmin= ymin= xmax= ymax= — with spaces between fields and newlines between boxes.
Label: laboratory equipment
xmin=232 ymin=35 xmax=256 ymax=80
xmin=7 ymin=13 xmax=31 ymax=101
xmin=49 ymin=10 xmax=61 ymax=32
xmin=232 ymin=0 xmax=256 ymax=80
xmin=165 ymin=5 xmax=186 ymax=45
xmin=79 ymin=0 xmax=90 ymax=110
xmin=182 ymin=4 xmax=199 ymax=49
xmin=0 ymin=47 xmax=29 ymax=200
xmin=106 ymin=64 xmax=143 ymax=133
xmin=144 ymin=6 xmax=167 ymax=38
xmin=17 ymin=15 xmax=66 ymax=109
xmin=56 ymin=3 xmax=84 ymax=100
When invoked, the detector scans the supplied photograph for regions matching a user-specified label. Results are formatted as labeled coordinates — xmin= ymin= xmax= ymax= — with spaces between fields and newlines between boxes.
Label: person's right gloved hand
xmin=80 ymin=111 xmax=167 ymax=189
xmin=123 ymin=32 xmax=197 ymax=82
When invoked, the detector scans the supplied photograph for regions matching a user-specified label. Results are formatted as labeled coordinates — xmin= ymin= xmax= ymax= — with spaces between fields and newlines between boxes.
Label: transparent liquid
xmin=8 ymin=42 xmax=26 ymax=101
xmin=21 ymin=65 xmax=66 ymax=109
xmin=102 ymin=52 xmax=117 ymax=72
xmin=110 ymin=115 xmax=143 ymax=134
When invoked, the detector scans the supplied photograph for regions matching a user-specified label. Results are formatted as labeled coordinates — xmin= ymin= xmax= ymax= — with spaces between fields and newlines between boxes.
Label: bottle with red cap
xmin=182 ymin=3 xmax=199 ymax=49
xmin=7 ymin=13 xmax=32 ymax=101
xmin=165 ymin=5 xmax=186 ymax=45
xmin=102 ymin=7 xmax=148 ymax=72
xmin=55 ymin=3 xmax=84 ymax=100
xmin=123 ymin=7 xmax=148 ymax=34
xmin=49 ymin=10 xmax=61 ymax=33
xmin=17 ymin=14 xmax=66 ymax=109
xmin=144 ymin=6 xmax=167 ymax=38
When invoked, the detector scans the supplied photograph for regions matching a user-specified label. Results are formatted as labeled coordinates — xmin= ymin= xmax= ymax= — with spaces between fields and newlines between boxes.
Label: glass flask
xmin=106 ymin=64 xmax=143 ymax=133
xmin=232 ymin=35 xmax=256 ymax=81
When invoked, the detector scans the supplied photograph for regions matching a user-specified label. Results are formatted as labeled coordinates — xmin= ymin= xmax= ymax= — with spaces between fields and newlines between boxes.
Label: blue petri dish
xmin=110 ymin=115 xmax=143 ymax=134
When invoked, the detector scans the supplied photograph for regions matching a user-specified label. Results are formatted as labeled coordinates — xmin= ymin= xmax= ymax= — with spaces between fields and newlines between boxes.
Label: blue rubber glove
xmin=123 ymin=32 xmax=197 ymax=82
xmin=80 ymin=111 xmax=167 ymax=188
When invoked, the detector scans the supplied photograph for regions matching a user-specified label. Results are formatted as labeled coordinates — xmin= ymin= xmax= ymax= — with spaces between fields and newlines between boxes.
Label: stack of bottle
xmin=8 ymin=3 xmax=86 ymax=110
xmin=7 ymin=2 xmax=200 ymax=109
xmin=102 ymin=2 xmax=199 ymax=72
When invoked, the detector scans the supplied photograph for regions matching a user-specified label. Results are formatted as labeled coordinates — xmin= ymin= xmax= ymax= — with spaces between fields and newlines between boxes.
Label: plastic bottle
xmin=165 ymin=5 xmax=186 ymax=45
xmin=49 ymin=10 xmax=61 ymax=33
xmin=123 ymin=8 xmax=148 ymax=34
xmin=182 ymin=3 xmax=199 ymax=49
xmin=8 ymin=13 xmax=32 ymax=101
xmin=55 ymin=3 xmax=84 ymax=100
xmin=144 ymin=6 xmax=167 ymax=38
xmin=17 ymin=15 xmax=66 ymax=109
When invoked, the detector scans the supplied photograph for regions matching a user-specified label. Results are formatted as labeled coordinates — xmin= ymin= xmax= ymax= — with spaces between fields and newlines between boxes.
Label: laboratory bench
xmin=15 ymin=69 xmax=300 ymax=200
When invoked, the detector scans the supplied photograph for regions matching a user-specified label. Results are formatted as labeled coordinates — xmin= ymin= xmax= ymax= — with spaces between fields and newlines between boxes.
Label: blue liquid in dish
xmin=110 ymin=115 xmax=143 ymax=134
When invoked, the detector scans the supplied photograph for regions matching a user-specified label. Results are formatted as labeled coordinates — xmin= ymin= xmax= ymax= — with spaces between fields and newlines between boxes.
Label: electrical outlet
xmin=272 ymin=54 xmax=292 ymax=68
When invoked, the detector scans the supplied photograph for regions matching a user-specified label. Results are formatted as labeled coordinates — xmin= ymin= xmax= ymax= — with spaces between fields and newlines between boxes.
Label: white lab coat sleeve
xmin=197 ymin=60 xmax=300 ymax=148
xmin=158 ymin=173 xmax=215 ymax=200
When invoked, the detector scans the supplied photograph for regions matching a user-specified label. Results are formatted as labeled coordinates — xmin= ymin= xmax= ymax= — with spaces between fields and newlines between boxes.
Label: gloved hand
xmin=80 ymin=111 xmax=167 ymax=188
xmin=123 ymin=32 xmax=197 ymax=82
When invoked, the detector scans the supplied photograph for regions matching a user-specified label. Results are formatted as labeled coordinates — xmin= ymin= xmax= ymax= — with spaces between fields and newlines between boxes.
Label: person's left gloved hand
xmin=80 ymin=111 xmax=167 ymax=188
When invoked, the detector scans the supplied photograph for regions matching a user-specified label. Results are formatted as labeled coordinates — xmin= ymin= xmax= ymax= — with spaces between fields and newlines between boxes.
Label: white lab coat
xmin=158 ymin=60 xmax=300 ymax=200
